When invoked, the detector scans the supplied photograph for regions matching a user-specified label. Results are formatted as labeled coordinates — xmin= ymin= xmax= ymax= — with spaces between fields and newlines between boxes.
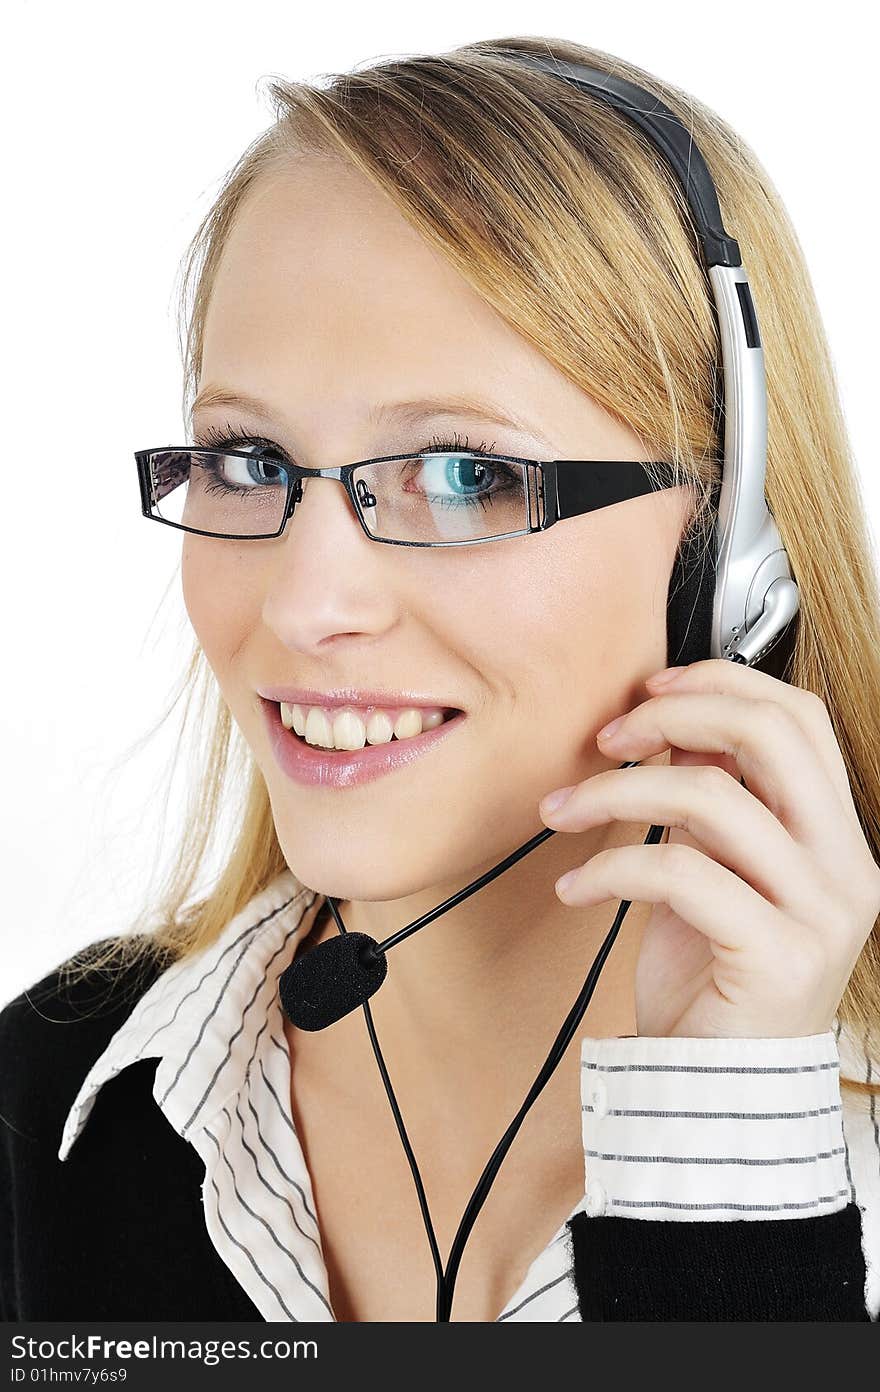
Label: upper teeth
xmin=279 ymin=702 xmax=448 ymax=750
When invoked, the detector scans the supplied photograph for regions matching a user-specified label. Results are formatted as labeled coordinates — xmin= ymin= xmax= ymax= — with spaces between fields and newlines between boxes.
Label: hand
xmin=537 ymin=658 xmax=880 ymax=1039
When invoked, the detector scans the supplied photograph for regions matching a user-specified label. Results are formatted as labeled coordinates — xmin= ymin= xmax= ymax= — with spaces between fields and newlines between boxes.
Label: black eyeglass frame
xmin=134 ymin=446 xmax=685 ymax=548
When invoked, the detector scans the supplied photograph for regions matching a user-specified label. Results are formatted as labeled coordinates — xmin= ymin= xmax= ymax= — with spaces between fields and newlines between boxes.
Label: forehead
xmin=195 ymin=153 xmax=637 ymax=463
xmin=199 ymin=156 xmax=562 ymax=423
xmin=205 ymin=159 xmax=491 ymax=352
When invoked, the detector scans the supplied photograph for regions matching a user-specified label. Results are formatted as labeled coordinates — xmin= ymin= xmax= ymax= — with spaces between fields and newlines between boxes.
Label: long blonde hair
xmin=67 ymin=35 xmax=880 ymax=1093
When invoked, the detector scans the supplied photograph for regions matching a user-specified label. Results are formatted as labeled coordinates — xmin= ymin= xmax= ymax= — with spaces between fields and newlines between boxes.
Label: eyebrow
xmin=188 ymin=385 xmax=554 ymax=446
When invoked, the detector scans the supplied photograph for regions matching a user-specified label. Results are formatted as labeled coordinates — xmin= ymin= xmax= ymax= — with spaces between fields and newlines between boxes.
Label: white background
xmin=2 ymin=0 xmax=877 ymax=1004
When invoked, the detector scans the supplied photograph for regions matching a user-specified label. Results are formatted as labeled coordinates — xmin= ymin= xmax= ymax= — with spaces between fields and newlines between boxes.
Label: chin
xmin=270 ymin=833 xmax=459 ymax=908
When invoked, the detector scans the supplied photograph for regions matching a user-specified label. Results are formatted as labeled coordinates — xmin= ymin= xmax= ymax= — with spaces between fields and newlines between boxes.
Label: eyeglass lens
xmin=149 ymin=448 xmax=539 ymax=543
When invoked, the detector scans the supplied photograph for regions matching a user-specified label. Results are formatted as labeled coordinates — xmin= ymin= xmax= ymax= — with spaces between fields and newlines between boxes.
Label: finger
xmin=597 ymin=689 xmax=863 ymax=873
xmin=646 ymin=659 xmax=858 ymax=820
xmin=556 ymin=837 xmax=795 ymax=961
xmin=540 ymin=763 xmax=834 ymax=935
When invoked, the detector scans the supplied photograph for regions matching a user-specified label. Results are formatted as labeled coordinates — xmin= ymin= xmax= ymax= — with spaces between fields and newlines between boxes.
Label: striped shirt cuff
xmin=579 ymin=1031 xmax=849 ymax=1221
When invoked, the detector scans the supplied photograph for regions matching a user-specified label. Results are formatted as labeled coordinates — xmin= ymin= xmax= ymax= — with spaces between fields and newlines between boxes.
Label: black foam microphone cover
xmin=278 ymin=931 xmax=388 ymax=1031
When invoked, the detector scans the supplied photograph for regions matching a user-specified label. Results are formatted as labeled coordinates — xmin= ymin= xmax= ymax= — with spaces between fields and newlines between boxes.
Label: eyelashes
xmin=421 ymin=430 xmax=498 ymax=457
xmin=190 ymin=418 xmax=498 ymax=461
xmin=192 ymin=421 xmax=285 ymax=456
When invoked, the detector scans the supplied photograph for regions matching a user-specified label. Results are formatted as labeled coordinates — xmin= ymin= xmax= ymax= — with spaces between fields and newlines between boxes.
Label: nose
xmin=278 ymin=466 xmax=354 ymax=524
xmin=261 ymin=473 xmax=398 ymax=654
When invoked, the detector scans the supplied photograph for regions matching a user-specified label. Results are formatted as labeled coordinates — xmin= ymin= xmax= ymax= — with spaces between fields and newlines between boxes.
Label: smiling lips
xmin=280 ymin=700 xmax=451 ymax=751
xmin=261 ymin=696 xmax=467 ymax=788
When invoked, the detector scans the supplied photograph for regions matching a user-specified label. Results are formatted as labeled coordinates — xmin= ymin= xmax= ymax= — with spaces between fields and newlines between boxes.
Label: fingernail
xmin=556 ymin=869 xmax=577 ymax=897
xmin=647 ymin=665 xmax=687 ymax=686
xmin=596 ymin=715 xmax=624 ymax=741
xmin=541 ymin=785 xmax=576 ymax=815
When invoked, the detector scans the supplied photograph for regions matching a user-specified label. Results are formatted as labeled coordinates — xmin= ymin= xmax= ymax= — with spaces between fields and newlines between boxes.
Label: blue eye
xmin=403 ymin=451 xmax=518 ymax=511
xmin=189 ymin=422 xmax=518 ymax=510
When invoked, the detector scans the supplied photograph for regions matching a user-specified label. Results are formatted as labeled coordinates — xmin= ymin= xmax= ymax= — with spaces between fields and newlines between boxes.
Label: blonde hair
xmin=67 ymin=35 xmax=880 ymax=1093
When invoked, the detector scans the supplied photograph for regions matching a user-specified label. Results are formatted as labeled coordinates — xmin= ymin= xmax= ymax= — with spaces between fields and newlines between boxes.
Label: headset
xmin=278 ymin=51 xmax=802 ymax=1322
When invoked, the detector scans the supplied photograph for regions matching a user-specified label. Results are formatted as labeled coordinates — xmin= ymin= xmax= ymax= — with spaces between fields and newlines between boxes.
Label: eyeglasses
xmin=134 ymin=445 xmax=682 ymax=547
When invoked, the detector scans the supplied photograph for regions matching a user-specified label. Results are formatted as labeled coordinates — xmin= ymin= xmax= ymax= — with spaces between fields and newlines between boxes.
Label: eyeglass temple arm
xmin=545 ymin=459 xmax=680 ymax=526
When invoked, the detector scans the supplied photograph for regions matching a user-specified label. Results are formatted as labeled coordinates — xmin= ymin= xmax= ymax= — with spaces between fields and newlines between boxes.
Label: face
xmin=182 ymin=153 xmax=690 ymax=905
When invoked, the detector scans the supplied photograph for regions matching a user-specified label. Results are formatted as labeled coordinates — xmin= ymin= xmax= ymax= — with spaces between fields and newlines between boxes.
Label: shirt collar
xmin=54 ymin=869 xmax=586 ymax=1320
xmin=58 ymin=870 xmax=322 ymax=1162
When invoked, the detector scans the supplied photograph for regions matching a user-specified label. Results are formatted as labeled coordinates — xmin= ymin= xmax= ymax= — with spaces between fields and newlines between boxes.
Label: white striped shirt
xmin=57 ymin=869 xmax=880 ymax=1320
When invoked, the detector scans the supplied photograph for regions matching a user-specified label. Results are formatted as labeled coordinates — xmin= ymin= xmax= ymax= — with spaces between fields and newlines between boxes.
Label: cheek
xmin=500 ymin=519 xmax=670 ymax=734
xmin=438 ymin=539 xmax=599 ymax=724
xmin=181 ymin=539 xmax=255 ymax=669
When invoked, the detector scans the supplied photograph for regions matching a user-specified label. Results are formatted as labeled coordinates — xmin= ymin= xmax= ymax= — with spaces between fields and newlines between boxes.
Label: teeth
xmin=365 ymin=709 xmax=395 ymax=745
xmin=393 ymin=709 xmax=422 ymax=740
xmin=278 ymin=701 xmax=450 ymax=752
xmin=304 ymin=707 xmax=334 ymax=749
xmin=333 ymin=710 xmax=367 ymax=751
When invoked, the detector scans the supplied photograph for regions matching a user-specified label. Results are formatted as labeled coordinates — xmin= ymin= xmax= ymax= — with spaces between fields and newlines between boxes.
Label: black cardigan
xmin=0 ymin=950 xmax=871 ymax=1322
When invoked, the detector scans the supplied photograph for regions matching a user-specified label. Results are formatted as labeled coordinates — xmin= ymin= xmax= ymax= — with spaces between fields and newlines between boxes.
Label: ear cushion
xmin=665 ymin=479 xmax=720 ymax=667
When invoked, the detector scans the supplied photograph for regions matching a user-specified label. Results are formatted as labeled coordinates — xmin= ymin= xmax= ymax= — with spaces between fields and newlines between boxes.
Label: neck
xmin=307 ymin=811 xmax=659 ymax=1108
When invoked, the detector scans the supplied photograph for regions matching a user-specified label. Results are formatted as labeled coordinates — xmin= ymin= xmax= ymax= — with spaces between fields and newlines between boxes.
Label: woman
xmin=2 ymin=34 xmax=880 ymax=1324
